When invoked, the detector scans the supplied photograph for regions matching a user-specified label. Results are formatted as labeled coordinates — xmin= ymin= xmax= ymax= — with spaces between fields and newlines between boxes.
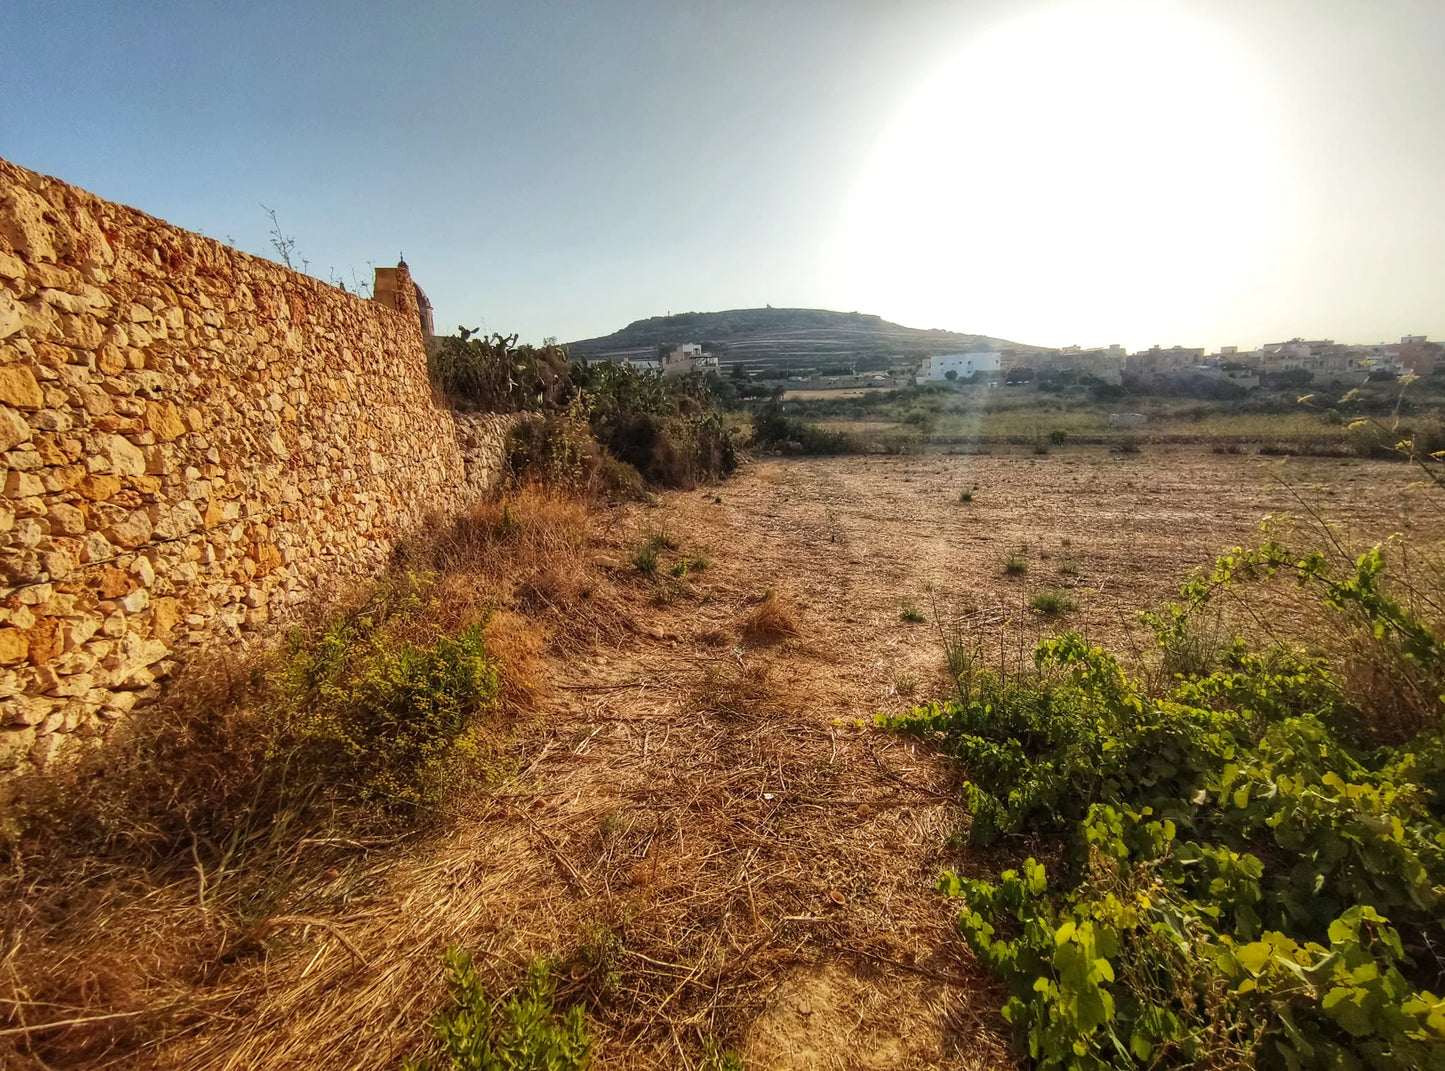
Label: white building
xmin=916 ymin=351 xmax=1002 ymax=384
xmin=661 ymin=343 xmax=720 ymax=377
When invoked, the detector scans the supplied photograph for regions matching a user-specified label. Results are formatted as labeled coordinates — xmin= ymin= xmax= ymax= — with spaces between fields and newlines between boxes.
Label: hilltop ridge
xmin=567 ymin=307 xmax=1046 ymax=371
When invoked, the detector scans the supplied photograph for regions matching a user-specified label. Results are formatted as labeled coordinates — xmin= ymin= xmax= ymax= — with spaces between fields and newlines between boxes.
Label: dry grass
xmin=9 ymin=451 xmax=1423 ymax=1070
xmin=0 ymin=483 xmax=623 ymax=1071
xmin=739 ymin=590 xmax=801 ymax=645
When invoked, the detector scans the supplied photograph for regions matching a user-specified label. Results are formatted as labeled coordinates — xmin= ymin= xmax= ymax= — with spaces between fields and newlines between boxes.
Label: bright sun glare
xmin=830 ymin=1 xmax=1284 ymax=347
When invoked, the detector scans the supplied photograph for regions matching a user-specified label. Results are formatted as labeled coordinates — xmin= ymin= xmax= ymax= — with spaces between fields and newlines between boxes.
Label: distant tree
xmin=944 ymin=369 xmax=959 ymax=381
xmin=731 ymin=362 xmax=748 ymax=380
xmin=1006 ymin=366 xmax=1035 ymax=385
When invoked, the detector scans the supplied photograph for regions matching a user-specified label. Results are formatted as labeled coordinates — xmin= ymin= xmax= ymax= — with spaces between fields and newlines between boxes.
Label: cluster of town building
xmin=916 ymin=335 xmax=1441 ymax=389
xmin=609 ymin=336 xmax=1441 ymax=391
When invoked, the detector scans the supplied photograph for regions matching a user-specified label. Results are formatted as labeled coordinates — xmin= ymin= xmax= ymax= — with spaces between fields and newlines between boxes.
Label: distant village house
xmin=661 ymin=343 xmax=720 ymax=377
xmin=916 ymin=350 xmax=1002 ymax=384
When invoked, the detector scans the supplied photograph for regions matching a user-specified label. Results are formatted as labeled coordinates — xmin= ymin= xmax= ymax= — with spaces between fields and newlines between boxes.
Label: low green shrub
xmin=751 ymin=400 xmax=856 ymax=454
xmin=403 ymin=950 xmax=590 ymax=1071
xmin=884 ymin=541 xmax=1445 ymax=1069
xmin=632 ymin=542 xmax=659 ymax=578
xmin=1029 ymin=589 xmax=1076 ymax=615
xmin=281 ymin=602 xmax=500 ymax=811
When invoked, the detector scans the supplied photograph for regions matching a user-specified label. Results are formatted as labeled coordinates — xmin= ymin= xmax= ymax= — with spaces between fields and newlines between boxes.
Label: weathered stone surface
xmin=0 ymin=629 xmax=27 ymax=665
xmin=0 ymin=290 xmax=22 ymax=339
xmin=105 ymin=509 xmax=152 ymax=548
xmin=99 ymin=432 xmax=146 ymax=476
xmin=145 ymin=399 xmax=186 ymax=442
xmin=0 ymin=404 xmax=29 ymax=450
xmin=0 ymin=365 xmax=43 ymax=409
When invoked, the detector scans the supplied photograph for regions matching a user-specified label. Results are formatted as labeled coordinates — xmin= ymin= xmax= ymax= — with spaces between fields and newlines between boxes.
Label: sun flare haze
xmin=830 ymin=1 xmax=1285 ymax=347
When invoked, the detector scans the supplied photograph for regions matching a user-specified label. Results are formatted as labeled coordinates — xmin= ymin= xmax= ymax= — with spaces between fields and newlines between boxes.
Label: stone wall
xmin=0 ymin=156 xmax=506 ymax=772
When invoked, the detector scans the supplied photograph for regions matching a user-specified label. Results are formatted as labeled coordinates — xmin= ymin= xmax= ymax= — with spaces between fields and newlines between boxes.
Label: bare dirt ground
xmin=153 ymin=449 xmax=1436 ymax=1071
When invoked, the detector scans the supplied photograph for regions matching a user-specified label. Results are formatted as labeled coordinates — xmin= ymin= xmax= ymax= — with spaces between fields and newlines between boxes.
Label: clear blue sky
xmin=3 ymin=1 xmax=1442 ymax=350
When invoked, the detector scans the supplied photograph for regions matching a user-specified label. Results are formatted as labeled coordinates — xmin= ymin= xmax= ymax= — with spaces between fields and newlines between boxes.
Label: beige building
xmin=661 ymin=343 xmax=719 ymax=377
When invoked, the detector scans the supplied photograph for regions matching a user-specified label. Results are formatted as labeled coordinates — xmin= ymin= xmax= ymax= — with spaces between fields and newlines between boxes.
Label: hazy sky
xmin=2 ymin=1 xmax=1442 ymax=350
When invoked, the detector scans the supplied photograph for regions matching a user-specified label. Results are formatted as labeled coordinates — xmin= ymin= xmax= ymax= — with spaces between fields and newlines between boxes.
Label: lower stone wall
xmin=453 ymin=413 xmax=518 ymax=490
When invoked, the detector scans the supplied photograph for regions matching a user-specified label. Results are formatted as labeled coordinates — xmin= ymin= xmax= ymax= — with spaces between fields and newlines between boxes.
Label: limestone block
xmin=0 ymin=290 xmax=22 ymax=340
xmin=3 ymin=695 xmax=42 ymax=727
xmin=105 ymin=509 xmax=152 ymax=548
xmin=0 ymin=628 xmax=27 ymax=665
xmin=78 ymin=474 xmax=121 ymax=501
xmin=18 ymin=583 xmax=52 ymax=606
xmin=24 ymin=617 xmax=62 ymax=666
xmin=130 ymin=554 xmax=155 ymax=588
xmin=60 ymin=313 xmax=104 ymax=349
xmin=0 ymin=182 xmax=61 ymax=261
xmin=0 ymin=405 xmax=29 ymax=450
xmin=103 ymin=691 xmax=137 ymax=714
xmin=29 ymin=408 xmax=71 ymax=432
xmin=97 ymin=433 xmax=146 ymax=476
xmin=54 ymin=646 xmax=98 ymax=675
xmin=149 ymin=500 xmax=201 ymax=539
xmin=29 ymin=732 xmax=61 ymax=769
xmin=81 ymin=531 xmax=114 ymax=563
xmin=0 ymin=365 xmax=43 ymax=409
xmin=104 ymin=632 xmax=169 ymax=685
xmin=17 ymin=300 xmax=63 ymax=341
xmin=41 ymin=550 xmax=75 ymax=580
xmin=150 ymin=597 xmax=180 ymax=635
xmin=46 ymin=502 xmax=86 ymax=537
xmin=77 ymin=386 xmax=115 ymax=417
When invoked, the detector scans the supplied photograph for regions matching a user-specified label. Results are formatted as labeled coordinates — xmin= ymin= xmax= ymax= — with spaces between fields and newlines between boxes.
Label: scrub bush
xmin=885 ymin=540 xmax=1445 ymax=1069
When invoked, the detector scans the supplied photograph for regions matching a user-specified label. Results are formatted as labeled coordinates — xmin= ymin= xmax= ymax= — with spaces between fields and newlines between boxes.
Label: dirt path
xmin=167 ymin=450 xmax=1434 ymax=1071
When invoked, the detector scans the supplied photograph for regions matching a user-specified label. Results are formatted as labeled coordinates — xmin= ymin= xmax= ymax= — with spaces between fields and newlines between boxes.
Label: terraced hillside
xmin=568 ymin=307 xmax=1047 ymax=373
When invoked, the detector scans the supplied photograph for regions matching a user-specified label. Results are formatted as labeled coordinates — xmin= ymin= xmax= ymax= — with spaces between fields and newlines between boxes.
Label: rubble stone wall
xmin=0 ymin=157 xmax=505 ymax=772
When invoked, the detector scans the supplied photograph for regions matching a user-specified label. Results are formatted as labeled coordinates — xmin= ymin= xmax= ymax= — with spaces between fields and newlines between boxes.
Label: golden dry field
xmin=9 ymin=449 xmax=1440 ymax=1071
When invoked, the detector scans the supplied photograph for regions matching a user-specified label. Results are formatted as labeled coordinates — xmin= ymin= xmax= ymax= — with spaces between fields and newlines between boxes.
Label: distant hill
xmin=566 ymin=307 xmax=1047 ymax=371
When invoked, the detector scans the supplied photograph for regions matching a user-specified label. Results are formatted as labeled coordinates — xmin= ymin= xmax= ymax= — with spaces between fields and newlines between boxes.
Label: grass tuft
xmin=1028 ymin=589 xmax=1077 ymax=615
xmin=739 ymin=588 xmax=800 ymax=644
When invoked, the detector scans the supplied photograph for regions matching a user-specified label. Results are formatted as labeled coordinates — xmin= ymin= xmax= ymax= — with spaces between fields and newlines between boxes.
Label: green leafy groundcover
xmin=884 ymin=543 xmax=1445 ymax=1070
xmin=403 ymin=950 xmax=590 ymax=1071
